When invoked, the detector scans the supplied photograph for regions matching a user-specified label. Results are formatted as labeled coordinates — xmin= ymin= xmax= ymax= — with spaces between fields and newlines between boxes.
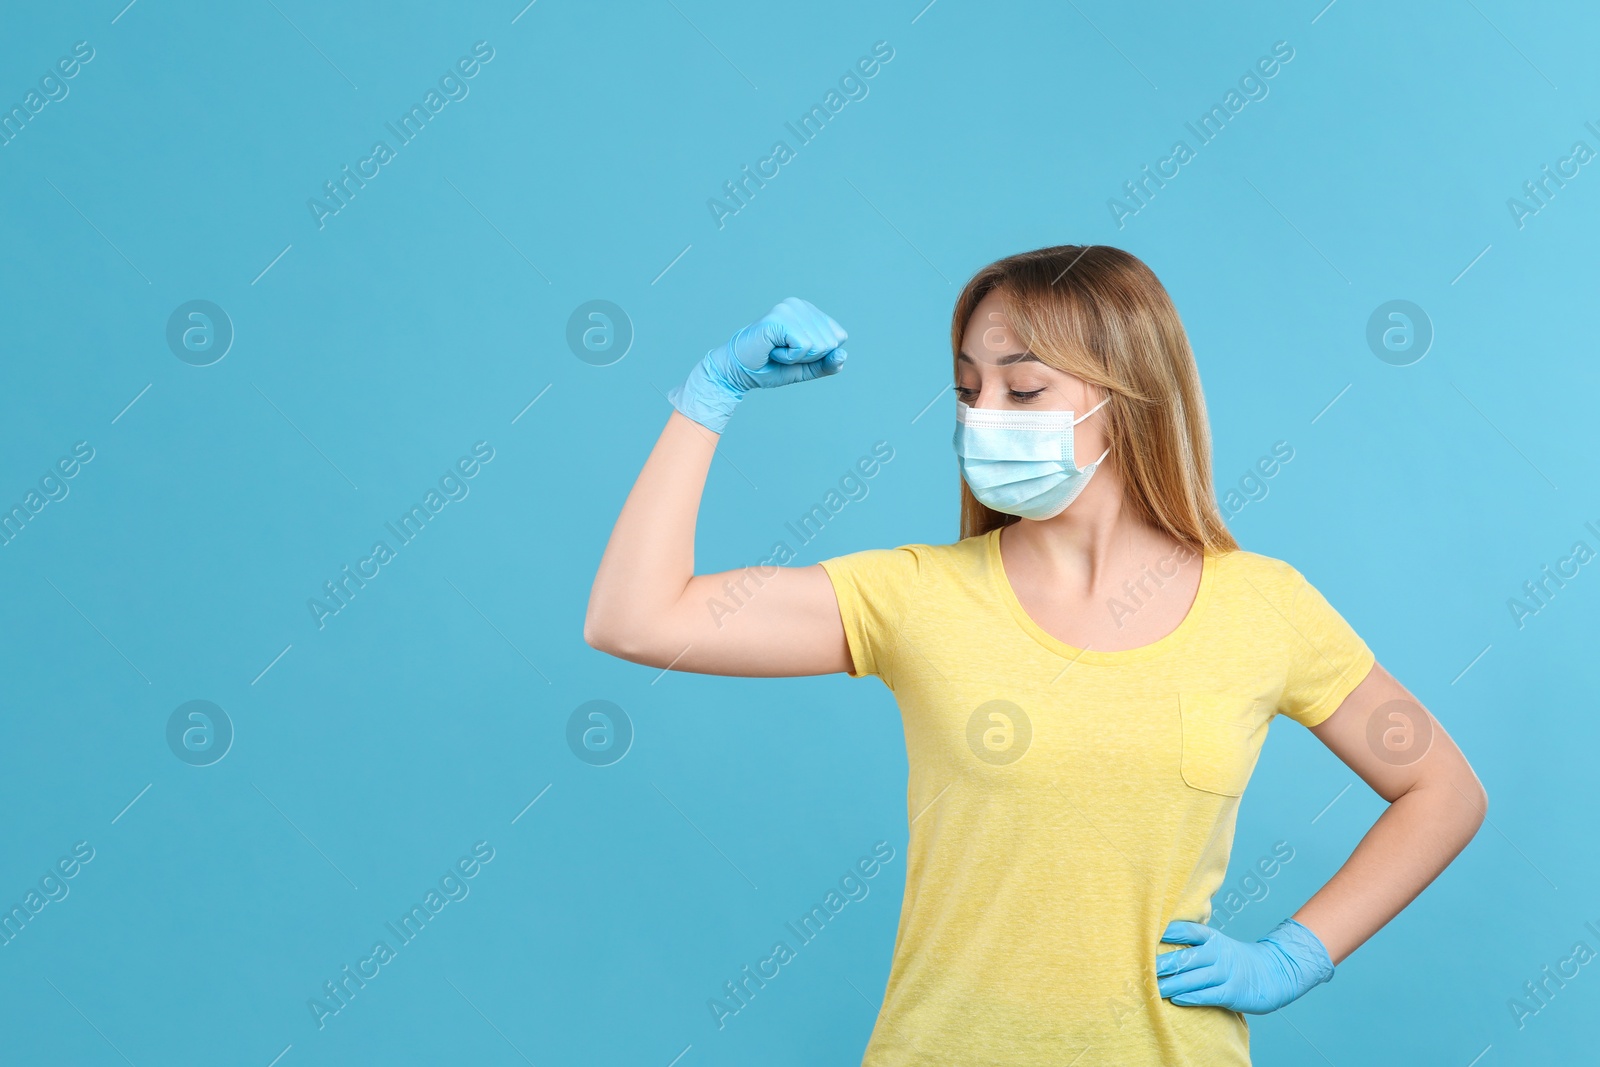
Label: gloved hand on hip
xmin=668 ymin=297 xmax=848 ymax=434
xmin=1156 ymin=917 xmax=1335 ymax=1014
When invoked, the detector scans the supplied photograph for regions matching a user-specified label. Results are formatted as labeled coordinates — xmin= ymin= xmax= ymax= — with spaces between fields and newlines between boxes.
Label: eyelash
xmin=955 ymin=386 xmax=1045 ymax=402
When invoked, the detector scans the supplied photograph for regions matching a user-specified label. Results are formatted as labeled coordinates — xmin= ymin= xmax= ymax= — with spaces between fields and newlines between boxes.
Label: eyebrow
xmin=957 ymin=350 xmax=1042 ymax=365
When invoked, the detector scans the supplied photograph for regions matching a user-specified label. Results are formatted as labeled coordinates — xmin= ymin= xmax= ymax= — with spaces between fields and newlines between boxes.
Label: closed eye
xmin=954 ymin=386 xmax=1046 ymax=402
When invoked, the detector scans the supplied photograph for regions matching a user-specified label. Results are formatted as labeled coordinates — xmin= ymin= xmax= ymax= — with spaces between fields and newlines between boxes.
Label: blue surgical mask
xmin=953 ymin=396 xmax=1112 ymax=520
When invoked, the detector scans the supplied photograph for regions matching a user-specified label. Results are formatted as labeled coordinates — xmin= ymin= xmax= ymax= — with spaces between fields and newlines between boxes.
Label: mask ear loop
xmin=1071 ymin=393 xmax=1113 ymax=468
xmin=1070 ymin=394 xmax=1112 ymax=426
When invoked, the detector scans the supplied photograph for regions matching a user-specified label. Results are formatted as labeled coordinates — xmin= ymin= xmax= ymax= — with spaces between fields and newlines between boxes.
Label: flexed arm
xmin=584 ymin=298 xmax=856 ymax=678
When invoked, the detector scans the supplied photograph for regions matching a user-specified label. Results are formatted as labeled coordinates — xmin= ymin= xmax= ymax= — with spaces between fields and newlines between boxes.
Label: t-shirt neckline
xmin=985 ymin=525 xmax=1217 ymax=666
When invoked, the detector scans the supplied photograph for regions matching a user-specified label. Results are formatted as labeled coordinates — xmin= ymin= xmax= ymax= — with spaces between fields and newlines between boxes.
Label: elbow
xmin=583 ymin=615 xmax=607 ymax=653
xmin=1462 ymin=766 xmax=1489 ymax=818
xmin=585 ymin=582 xmax=679 ymax=665
xmin=583 ymin=585 xmax=626 ymax=656
xmin=583 ymin=608 xmax=651 ymax=663
xmin=583 ymin=609 xmax=624 ymax=657
xmin=1457 ymin=773 xmax=1489 ymax=839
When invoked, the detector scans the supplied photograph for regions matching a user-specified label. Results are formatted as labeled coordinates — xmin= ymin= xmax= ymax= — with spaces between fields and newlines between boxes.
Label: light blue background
xmin=1 ymin=1 xmax=1596 ymax=1064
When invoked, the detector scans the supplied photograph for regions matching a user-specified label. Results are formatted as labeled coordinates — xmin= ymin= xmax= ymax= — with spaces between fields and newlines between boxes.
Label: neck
xmin=999 ymin=471 xmax=1174 ymax=586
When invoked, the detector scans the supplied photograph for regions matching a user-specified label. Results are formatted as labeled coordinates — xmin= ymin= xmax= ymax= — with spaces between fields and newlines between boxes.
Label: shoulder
xmin=816 ymin=534 xmax=989 ymax=596
xmin=1206 ymin=546 xmax=1308 ymax=612
xmin=819 ymin=534 xmax=986 ymax=576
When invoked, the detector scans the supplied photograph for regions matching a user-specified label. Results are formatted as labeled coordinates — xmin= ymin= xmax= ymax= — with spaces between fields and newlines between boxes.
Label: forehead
xmin=959 ymin=292 xmax=1034 ymax=364
xmin=963 ymin=291 xmax=1013 ymax=331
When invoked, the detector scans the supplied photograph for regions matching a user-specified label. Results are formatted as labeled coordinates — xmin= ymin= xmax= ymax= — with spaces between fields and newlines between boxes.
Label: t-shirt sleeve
xmin=1277 ymin=570 xmax=1377 ymax=728
xmin=816 ymin=544 xmax=925 ymax=688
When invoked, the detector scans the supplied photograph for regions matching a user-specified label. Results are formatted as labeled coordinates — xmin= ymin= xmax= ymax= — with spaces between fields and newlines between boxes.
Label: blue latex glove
xmin=667 ymin=297 xmax=847 ymax=433
xmin=1155 ymin=917 xmax=1335 ymax=1014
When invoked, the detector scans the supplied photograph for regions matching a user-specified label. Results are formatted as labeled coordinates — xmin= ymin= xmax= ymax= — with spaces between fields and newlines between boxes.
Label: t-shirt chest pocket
xmin=1178 ymin=692 xmax=1268 ymax=797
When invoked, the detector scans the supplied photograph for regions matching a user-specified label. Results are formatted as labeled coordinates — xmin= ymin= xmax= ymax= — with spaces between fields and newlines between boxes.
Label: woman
xmin=585 ymin=245 xmax=1486 ymax=1065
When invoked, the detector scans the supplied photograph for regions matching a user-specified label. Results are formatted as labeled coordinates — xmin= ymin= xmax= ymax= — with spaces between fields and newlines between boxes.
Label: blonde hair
xmin=952 ymin=244 xmax=1238 ymax=553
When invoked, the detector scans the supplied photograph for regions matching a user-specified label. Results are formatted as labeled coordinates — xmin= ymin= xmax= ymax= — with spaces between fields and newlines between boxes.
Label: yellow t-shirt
xmin=817 ymin=527 xmax=1375 ymax=1067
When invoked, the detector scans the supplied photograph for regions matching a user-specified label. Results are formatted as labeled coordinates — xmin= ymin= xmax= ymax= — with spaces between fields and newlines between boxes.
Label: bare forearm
xmin=1291 ymin=776 xmax=1485 ymax=965
xmin=585 ymin=411 xmax=717 ymax=647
